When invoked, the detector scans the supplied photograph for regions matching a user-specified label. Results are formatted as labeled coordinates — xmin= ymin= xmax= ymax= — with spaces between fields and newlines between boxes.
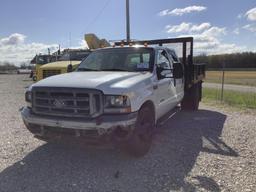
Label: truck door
xmin=155 ymin=49 xmax=177 ymax=118
xmin=167 ymin=49 xmax=184 ymax=103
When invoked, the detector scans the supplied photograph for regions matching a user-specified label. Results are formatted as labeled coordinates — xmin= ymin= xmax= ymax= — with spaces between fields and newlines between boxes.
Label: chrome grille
xmin=43 ymin=70 xmax=61 ymax=79
xmin=32 ymin=87 xmax=103 ymax=118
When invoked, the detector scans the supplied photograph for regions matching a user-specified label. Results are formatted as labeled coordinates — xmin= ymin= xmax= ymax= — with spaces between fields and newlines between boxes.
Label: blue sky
xmin=0 ymin=0 xmax=256 ymax=64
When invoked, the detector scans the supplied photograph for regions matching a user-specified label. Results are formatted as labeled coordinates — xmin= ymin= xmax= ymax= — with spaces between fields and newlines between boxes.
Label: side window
xmin=166 ymin=49 xmax=179 ymax=63
xmin=157 ymin=50 xmax=171 ymax=69
xmin=166 ymin=49 xmax=184 ymax=79
xmin=157 ymin=50 xmax=173 ymax=79
xmin=171 ymin=51 xmax=179 ymax=62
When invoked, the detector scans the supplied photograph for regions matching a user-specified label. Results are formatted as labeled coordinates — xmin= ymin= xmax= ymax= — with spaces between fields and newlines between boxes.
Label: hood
xmin=32 ymin=71 xmax=153 ymax=94
xmin=40 ymin=60 xmax=81 ymax=69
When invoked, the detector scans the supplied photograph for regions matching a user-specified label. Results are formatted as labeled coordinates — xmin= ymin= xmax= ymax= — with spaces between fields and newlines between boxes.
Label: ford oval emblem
xmin=53 ymin=99 xmax=66 ymax=108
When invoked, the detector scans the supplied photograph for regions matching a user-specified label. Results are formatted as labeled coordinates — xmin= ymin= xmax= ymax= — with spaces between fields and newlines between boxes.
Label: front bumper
xmin=21 ymin=107 xmax=137 ymax=139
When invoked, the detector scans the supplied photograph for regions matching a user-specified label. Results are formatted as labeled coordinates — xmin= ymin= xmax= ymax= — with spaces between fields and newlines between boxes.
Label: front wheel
xmin=122 ymin=106 xmax=155 ymax=157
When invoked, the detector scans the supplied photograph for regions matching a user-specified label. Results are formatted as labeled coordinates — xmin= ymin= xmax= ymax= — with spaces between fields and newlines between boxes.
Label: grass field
xmin=203 ymin=88 xmax=256 ymax=109
xmin=205 ymin=71 xmax=256 ymax=87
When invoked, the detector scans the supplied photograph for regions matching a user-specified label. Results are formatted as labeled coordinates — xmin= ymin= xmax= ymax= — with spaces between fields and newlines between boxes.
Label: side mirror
xmin=67 ymin=64 xmax=73 ymax=73
xmin=156 ymin=62 xmax=172 ymax=79
xmin=173 ymin=62 xmax=183 ymax=79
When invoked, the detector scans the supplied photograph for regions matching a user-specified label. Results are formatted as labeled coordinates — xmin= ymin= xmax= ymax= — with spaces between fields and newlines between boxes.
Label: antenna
xmin=69 ymin=32 xmax=72 ymax=65
xmin=58 ymin=44 xmax=61 ymax=55
xmin=55 ymin=45 xmax=60 ymax=62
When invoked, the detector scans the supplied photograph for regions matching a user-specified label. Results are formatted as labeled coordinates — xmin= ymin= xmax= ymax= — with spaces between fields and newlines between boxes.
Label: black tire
xmin=32 ymin=76 xmax=37 ymax=81
xmin=122 ymin=105 xmax=155 ymax=157
xmin=181 ymin=83 xmax=200 ymax=111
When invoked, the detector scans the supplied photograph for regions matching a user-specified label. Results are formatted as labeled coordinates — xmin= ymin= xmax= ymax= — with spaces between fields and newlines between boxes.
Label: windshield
xmin=36 ymin=55 xmax=51 ymax=64
xmin=77 ymin=48 xmax=153 ymax=72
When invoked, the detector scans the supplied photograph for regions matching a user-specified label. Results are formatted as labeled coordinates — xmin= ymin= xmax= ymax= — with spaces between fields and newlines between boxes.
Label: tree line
xmin=194 ymin=52 xmax=256 ymax=69
xmin=0 ymin=62 xmax=33 ymax=72
xmin=1 ymin=52 xmax=256 ymax=71
xmin=0 ymin=62 xmax=17 ymax=72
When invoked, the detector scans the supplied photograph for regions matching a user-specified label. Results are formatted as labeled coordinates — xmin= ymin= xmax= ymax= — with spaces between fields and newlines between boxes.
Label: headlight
xmin=25 ymin=91 xmax=32 ymax=107
xmin=25 ymin=91 xmax=32 ymax=102
xmin=104 ymin=95 xmax=131 ymax=113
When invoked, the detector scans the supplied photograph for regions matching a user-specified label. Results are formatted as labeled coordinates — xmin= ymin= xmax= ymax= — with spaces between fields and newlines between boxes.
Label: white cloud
xmin=0 ymin=33 xmax=59 ymax=65
xmin=233 ymin=28 xmax=240 ymax=35
xmin=159 ymin=5 xmax=207 ymax=16
xmin=78 ymin=39 xmax=89 ymax=49
xmin=166 ymin=22 xmax=191 ymax=33
xmin=243 ymin=24 xmax=256 ymax=32
xmin=191 ymin=34 xmax=246 ymax=54
xmin=245 ymin=7 xmax=256 ymax=21
xmin=0 ymin=33 xmax=26 ymax=46
xmin=190 ymin=23 xmax=211 ymax=32
xmin=201 ymin=26 xmax=226 ymax=37
xmin=158 ymin=9 xmax=169 ymax=16
xmin=166 ymin=22 xmax=222 ymax=34
xmin=167 ymin=22 xmax=244 ymax=55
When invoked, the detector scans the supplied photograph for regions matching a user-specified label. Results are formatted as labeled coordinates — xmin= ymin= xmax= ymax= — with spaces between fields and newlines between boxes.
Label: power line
xmin=84 ymin=0 xmax=112 ymax=31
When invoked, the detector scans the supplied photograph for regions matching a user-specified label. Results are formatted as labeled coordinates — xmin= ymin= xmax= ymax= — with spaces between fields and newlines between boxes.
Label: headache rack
xmin=114 ymin=37 xmax=206 ymax=90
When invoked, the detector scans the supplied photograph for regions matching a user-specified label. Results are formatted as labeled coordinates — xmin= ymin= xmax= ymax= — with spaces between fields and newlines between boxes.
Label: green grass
xmin=203 ymin=88 xmax=256 ymax=109
xmin=205 ymin=71 xmax=256 ymax=87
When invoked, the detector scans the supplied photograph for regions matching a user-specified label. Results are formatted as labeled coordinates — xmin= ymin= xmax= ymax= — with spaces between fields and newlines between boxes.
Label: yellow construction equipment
xmin=84 ymin=33 xmax=110 ymax=49
xmin=35 ymin=33 xmax=110 ymax=81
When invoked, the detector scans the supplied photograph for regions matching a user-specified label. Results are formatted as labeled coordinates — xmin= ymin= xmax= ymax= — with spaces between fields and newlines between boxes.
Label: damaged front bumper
xmin=20 ymin=107 xmax=137 ymax=141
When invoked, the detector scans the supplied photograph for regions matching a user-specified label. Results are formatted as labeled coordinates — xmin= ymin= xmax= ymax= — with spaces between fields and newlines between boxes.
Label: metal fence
xmin=203 ymin=67 xmax=256 ymax=109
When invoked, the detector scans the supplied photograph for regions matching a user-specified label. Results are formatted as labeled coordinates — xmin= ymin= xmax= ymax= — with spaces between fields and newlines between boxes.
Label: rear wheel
xmin=181 ymin=82 xmax=201 ymax=111
xmin=122 ymin=105 xmax=155 ymax=157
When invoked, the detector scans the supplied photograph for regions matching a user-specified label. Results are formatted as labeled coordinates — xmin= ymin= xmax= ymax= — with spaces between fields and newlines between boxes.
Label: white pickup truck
xmin=21 ymin=38 xmax=205 ymax=156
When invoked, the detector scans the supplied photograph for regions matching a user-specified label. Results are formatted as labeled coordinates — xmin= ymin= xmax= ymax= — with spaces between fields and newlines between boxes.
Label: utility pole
xmin=126 ymin=0 xmax=130 ymax=42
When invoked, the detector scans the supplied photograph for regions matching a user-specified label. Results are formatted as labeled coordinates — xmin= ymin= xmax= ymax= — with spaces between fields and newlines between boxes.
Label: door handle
xmin=153 ymin=84 xmax=158 ymax=90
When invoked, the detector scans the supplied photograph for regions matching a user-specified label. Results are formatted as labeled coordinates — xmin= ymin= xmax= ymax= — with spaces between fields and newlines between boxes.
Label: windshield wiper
xmin=77 ymin=68 xmax=100 ymax=71
xmin=101 ymin=68 xmax=129 ymax=71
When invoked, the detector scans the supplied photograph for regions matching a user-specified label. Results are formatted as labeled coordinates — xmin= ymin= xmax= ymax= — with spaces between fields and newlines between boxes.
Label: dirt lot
xmin=0 ymin=74 xmax=255 ymax=192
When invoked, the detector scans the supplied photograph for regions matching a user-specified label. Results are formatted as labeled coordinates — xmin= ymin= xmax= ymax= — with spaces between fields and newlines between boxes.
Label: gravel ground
xmin=0 ymin=74 xmax=255 ymax=192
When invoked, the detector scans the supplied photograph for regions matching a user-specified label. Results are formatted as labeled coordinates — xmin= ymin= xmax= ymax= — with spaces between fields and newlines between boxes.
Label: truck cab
xmin=30 ymin=54 xmax=58 ymax=81
xmin=21 ymin=38 xmax=205 ymax=156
